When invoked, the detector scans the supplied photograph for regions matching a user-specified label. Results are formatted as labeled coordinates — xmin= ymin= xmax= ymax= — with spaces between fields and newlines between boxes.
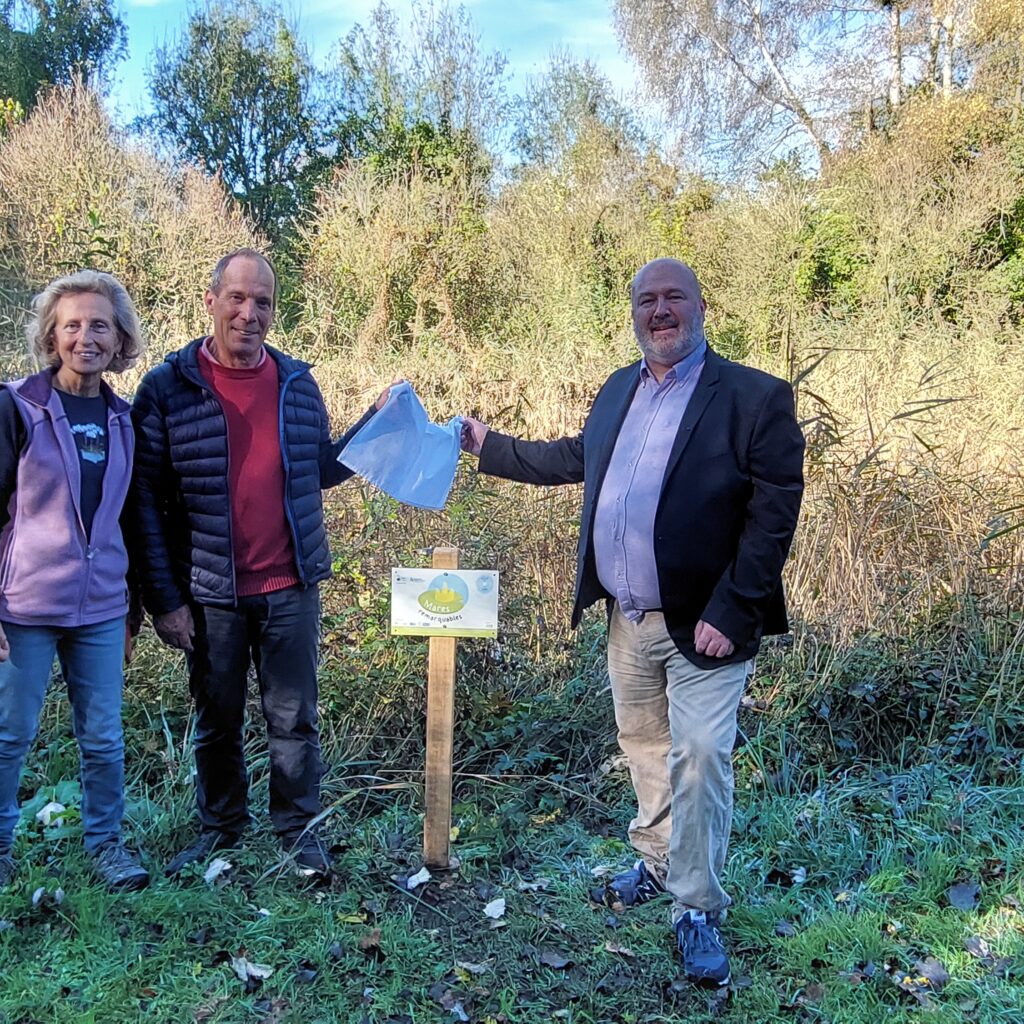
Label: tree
xmin=326 ymin=0 xmax=508 ymax=183
xmin=613 ymin=0 xmax=840 ymax=166
xmin=0 ymin=0 xmax=125 ymax=111
xmin=510 ymin=52 xmax=646 ymax=169
xmin=145 ymin=0 xmax=324 ymax=236
xmin=967 ymin=0 xmax=1024 ymax=116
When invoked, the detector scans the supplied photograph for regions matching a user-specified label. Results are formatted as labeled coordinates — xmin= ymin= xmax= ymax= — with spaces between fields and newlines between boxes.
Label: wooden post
xmin=423 ymin=546 xmax=459 ymax=868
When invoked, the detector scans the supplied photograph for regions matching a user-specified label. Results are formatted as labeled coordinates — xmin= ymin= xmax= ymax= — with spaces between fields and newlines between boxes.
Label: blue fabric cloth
xmin=0 ymin=616 xmax=126 ymax=855
xmin=594 ymin=343 xmax=707 ymax=619
xmin=338 ymin=383 xmax=462 ymax=510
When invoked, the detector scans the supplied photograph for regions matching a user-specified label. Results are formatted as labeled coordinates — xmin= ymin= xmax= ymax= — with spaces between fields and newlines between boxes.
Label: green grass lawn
xmin=2 ymin=708 xmax=1021 ymax=1024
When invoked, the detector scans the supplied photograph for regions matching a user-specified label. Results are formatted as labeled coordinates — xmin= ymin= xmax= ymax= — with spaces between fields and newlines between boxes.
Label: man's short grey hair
xmin=209 ymin=248 xmax=278 ymax=306
xmin=27 ymin=270 xmax=145 ymax=374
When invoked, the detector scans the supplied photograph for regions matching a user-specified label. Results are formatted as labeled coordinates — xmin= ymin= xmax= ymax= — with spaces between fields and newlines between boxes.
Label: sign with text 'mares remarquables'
xmin=390 ymin=568 xmax=499 ymax=638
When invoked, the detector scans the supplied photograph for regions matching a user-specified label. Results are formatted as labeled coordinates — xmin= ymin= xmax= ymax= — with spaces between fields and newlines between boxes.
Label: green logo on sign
xmin=418 ymin=573 xmax=469 ymax=614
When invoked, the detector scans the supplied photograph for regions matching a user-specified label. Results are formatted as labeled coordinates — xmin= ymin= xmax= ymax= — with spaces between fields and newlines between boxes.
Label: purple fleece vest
xmin=0 ymin=371 xmax=133 ymax=627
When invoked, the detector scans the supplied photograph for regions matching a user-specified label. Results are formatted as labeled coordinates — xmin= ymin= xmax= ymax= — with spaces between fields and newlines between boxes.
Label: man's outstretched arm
xmin=462 ymin=417 xmax=585 ymax=487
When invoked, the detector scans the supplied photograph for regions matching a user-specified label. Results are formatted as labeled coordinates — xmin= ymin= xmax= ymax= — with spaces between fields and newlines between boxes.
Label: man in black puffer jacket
xmin=131 ymin=249 xmax=391 ymax=878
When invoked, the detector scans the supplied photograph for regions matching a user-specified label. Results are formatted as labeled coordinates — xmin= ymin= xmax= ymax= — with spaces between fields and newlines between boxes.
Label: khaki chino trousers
xmin=606 ymin=603 xmax=750 ymax=922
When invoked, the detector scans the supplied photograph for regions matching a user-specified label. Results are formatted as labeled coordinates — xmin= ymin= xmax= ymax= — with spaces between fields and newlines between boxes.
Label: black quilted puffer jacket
xmin=129 ymin=337 xmax=374 ymax=615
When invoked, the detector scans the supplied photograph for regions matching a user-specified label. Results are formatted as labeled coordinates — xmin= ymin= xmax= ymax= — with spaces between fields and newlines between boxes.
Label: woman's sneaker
xmin=589 ymin=859 xmax=666 ymax=907
xmin=675 ymin=910 xmax=730 ymax=986
xmin=91 ymin=839 xmax=150 ymax=892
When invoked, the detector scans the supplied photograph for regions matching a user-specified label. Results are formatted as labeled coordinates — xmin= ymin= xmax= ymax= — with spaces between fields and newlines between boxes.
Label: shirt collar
xmin=202 ymin=335 xmax=267 ymax=369
xmin=640 ymin=340 xmax=707 ymax=386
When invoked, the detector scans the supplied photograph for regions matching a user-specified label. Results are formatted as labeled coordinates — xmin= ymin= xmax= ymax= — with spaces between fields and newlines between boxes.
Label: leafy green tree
xmin=145 ymin=0 xmax=324 ymax=236
xmin=0 ymin=0 xmax=125 ymax=111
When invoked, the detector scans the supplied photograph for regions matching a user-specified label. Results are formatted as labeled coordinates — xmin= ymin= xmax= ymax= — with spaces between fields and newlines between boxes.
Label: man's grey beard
xmin=636 ymin=318 xmax=705 ymax=367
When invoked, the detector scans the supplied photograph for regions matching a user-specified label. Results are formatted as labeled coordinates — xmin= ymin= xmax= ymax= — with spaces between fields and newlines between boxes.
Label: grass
xmin=1 ymin=628 xmax=1021 ymax=1024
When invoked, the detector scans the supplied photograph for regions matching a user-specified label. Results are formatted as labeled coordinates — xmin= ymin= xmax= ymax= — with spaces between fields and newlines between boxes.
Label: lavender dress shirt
xmin=593 ymin=342 xmax=707 ymax=620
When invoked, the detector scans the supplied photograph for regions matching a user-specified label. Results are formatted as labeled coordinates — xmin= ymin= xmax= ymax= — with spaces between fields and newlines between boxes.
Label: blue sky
xmin=109 ymin=0 xmax=642 ymax=124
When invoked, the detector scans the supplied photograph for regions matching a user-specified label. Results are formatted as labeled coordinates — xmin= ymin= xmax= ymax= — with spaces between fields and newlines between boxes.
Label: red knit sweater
xmin=199 ymin=343 xmax=300 ymax=596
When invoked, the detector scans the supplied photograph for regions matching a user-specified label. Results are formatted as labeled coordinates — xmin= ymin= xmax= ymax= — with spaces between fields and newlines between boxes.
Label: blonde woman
xmin=0 ymin=270 xmax=148 ymax=891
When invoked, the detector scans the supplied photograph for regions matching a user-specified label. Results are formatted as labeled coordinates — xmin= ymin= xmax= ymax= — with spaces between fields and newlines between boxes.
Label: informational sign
xmin=391 ymin=568 xmax=499 ymax=637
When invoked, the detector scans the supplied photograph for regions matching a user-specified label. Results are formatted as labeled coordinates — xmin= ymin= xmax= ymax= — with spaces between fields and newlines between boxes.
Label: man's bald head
xmin=631 ymin=258 xmax=703 ymax=304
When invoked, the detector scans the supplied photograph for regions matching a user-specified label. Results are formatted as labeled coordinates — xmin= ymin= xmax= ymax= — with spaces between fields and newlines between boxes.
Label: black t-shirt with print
xmin=55 ymin=390 xmax=108 ymax=541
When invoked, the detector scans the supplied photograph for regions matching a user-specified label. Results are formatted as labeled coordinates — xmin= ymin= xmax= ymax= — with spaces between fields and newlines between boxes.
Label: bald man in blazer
xmin=460 ymin=258 xmax=805 ymax=986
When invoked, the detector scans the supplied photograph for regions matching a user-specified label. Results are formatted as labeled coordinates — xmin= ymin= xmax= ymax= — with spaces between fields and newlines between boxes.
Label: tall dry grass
xmin=0 ymin=84 xmax=258 ymax=379
xmin=296 ymin=108 xmax=1024 ymax=729
xmin=0 ymin=88 xmax=1021 ymax=746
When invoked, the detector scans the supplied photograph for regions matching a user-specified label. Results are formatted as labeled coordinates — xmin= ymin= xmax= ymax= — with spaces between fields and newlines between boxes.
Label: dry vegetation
xmin=1 ymin=83 xmax=1022 ymax=748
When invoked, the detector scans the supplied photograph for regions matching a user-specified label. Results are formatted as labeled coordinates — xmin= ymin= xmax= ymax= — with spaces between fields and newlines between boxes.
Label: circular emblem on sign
xmin=475 ymin=574 xmax=494 ymax=594
xmin=418 ymin=573 xmax=469 ymax=614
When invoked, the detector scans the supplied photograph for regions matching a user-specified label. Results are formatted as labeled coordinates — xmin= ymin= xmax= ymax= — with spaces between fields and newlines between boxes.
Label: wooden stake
xmin=423 ymin=546 xmax=459 ymax=868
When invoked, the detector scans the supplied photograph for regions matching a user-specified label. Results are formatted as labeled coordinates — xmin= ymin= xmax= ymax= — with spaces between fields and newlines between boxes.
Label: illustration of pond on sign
xmin=418 ymin=573 xmax=469 ymax=614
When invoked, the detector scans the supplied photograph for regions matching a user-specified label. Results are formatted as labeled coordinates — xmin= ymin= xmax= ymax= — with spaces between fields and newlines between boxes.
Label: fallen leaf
xmin=192 ymin=996 xmax=230 ymax=1022
xmin=482 ymin=897 xmax=506 ymax=920
xmin=538 ymin=949 xmax=573 ymax=969
xmin=590 ymin=865 xmax=614 ymax=878
xmin=203 ymin=858 xmax=232 ymax=885
xmin=947 ymin=881 xmax=980 ymax=911
xmin=915 ymin=957 xmax=949 ymax=990
xmin=791 ymin=866 xmax=808 ymax=885
xmin=254 ymin=996 xmax=290 ymax=1024
xmin=596 ymin=969 xmax=631 ymax=995
xmin=991 ymin=957 xmax=1013 ymax=978
xmin=891 ymin=956 xmax=949 ymax=1007
xmin=35 ymin=802 xmax=66 ymax=826
xmin=964 ymin=936 xmax=991 ymax=960
xmin=844 ymin=960 xmax=876 ymax=984
xmin=774 ymin=920 xmax=798 ymax=938
xmin=603 ymin=941 xmax=635 ymax=958
xmin=803 ymin=982 xmax=825 ymax=1004
xmin=359 ymin=928 xmax=382 ymax=953
xmin=707 ymin=985 xmax=730 ymax=1015
xmin=406 ymin=866 xmax=432 ymax=890
xmin=454 ymin=959 xmax=492 ymax=975
xmin=516 ymin=878 xmax=551 ymax=892
xmin=230 ymin=955 xmax=274 ymax=985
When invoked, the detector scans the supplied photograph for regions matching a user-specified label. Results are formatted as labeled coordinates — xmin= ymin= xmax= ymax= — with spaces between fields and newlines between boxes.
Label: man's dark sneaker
xmin=589 ymin=859 xmax=666 ymax=907
xmin=286 ymin=833 xmax=333 ymax=878
xmin=675 ymin=910 xmax=730 ymax=987
xmin=164 ymin=830 xmax=240 ymax=877
xmin=0 ymin=853 xmax=15 ymax=888
xmin=91 ymin=839 xmax=150 ymax=892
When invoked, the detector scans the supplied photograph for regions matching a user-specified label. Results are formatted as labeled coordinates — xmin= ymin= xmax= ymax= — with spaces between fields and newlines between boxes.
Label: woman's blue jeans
xmin=0 ymin=616 xmax=126 ymax=856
